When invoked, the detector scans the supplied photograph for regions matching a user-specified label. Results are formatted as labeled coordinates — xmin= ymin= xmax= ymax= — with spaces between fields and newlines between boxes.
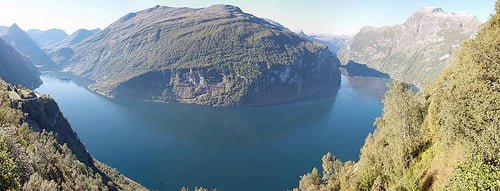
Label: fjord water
xmin=37 ymin=73 xmax=387 ymax=191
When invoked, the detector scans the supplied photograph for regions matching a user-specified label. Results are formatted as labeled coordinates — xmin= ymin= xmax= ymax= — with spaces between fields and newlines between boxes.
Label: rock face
xmin=26 ymin=28 xmax=68 ymax=48
xmin=0 ymin=37 xmax=42 ymax=88
xmin=1 ymin=24 xmax=55 ymax=66
xmin=65 ymin=5 xmax=340 ymax=106
xmin=338 ymin=7 xmax=481 ymax=85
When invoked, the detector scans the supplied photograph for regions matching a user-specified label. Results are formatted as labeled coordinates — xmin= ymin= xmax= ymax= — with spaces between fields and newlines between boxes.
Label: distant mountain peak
xmin=419 ymin=7 xmax=444 ymax=13
xmin=8 ymin=23 xmax=24 ymax=33
xmin=415 ymin=7 xmax=478 ymax=20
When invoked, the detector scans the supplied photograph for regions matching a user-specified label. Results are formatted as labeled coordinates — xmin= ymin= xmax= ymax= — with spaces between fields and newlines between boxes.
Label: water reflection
xmin=37 ymin=72 xmax=385 ymax=191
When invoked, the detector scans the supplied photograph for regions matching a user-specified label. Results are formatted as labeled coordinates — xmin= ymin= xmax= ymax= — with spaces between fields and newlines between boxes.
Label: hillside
xmin=0 ymin=38 xmax=42 ymax=89
xmin=0 ymin=80 xmax=146 ymax=190
xmin=337 ymin=7 xmax=481 ymax=86
xmin=48 ymin=28 xmax=101 ymax=64
xmin=295 ymin=2 xmax=499 ymax=190
xmin=1 ymin=24 xmax=56 ymax=66
xmin=26 ymin=28 xmax=68 ymax=48
xmin=50 ymin=28 xmax=100 ymax=50
xmin=63 ymin=5 xmax=340 ymax=106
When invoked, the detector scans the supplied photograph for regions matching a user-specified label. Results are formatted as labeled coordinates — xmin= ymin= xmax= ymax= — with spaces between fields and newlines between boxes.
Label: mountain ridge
xmin=62 ymin=5 xmax=341 ymax=106
xmin=1 ymin=24 xmax=56 ymax=67
xmin=338 ymin=7 xmax=481 ymax=86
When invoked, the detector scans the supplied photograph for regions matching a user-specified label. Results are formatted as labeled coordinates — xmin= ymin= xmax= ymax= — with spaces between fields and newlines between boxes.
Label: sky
xmin=0 ymin=0 xmax=496 ymax=35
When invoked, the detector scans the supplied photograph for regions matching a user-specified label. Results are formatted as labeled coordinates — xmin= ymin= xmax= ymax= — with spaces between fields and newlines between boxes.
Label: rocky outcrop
xmin=65 ymin=5 xmax=341 ymax=106
xmin=338 ymin=7 xmax=481 ymax=85
xmin=0 ymin=37 xmax=42 ymax=89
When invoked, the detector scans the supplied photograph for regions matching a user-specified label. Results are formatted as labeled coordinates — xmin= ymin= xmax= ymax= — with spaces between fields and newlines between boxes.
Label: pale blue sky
xmin=0 ymin=0 xmax=496 ymax=35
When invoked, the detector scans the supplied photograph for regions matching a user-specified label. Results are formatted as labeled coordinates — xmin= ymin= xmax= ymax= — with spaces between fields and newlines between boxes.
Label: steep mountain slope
xmin=50 ymin=28 xmax=101 ymax=50
xmin=338 ymin=7 xmax=481 ymax=85
xmin=49 ymin=28 xmax=101 ymax=64
xmin=0 ymin=26 xmax=7 ymax=34
xmin=26 ymin=28 xmax=68 ymax=48
xmin=66 ymin=5 xmax=340 ymax=106
xmin=0 ymin=38 xmax=42 ymax=89
xmin=295 ymin=2 xmax=499 ymax=190
xmin=0 ymin=80 xmax=146 ymax=190
xmin=1 ymin=24 xmax=55 ymax=66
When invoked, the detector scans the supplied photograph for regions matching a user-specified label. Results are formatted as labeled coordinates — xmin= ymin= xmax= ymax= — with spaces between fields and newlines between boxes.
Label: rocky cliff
xmin=0 ymin=80 xmax=145 ymax=190
xmin=338 ymin=7 xmax=481 ymax=85
xmin=0 ymin=38 xmax=42 ymax=89
xmin=63 ymin=5 xmax=340 ymax=106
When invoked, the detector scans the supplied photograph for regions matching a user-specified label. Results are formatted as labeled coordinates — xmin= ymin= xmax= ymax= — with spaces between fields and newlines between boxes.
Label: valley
xmin=0 ymin=1 xmax=497 ymax=191
xmin=35 ymin=72 xmax=387 ymax=190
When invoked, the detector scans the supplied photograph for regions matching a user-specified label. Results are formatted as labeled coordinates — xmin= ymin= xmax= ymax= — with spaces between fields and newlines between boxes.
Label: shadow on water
xmin=339 ymin=60 xmax=390 ymax=78
xmin=112 ymin=97 xmax=337 ymax=149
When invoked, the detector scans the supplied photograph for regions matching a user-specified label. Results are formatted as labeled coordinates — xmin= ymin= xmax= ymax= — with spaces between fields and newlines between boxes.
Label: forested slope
xmin=295 ymin=2 xmax=499 ymax=190
xmin=0 ymin=81 xmax=146 ymax=190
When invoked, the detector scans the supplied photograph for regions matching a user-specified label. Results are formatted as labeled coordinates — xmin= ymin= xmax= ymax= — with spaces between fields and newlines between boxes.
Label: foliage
xmin=449 ymin=157 xmax=500 ymax=190
xmin=0 ymin=138 xmax=20 ymax=191
xmin=295 ymin=1 xmax=499 ymax=190
xmin=0 ymin=81 xmax=146 ymax=190
xmin=67 ymin=5 xmax=339 ymax=106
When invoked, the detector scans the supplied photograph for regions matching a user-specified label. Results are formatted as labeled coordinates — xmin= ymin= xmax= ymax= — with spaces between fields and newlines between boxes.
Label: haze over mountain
xmin=297 ymin=31 xmax=351 ymax=53
xmin=0 ymin=26 xmax=7 ymax=34
xmin=1 ymin=24 xmax=55 ymax=66
xmin=26 ymin=28 xmax=68 ymax=48
xmin=338 ymin=7 xmax=481 ymax=86
xmin=0 ymin=38 xmax=41 ymax=88
xmin=62 ymin=5 xmax=340 ymax=106
xmin=48 ymin=28 xmax=101 ymax=64
xmin=50 ymin=28 xmax=101 ymax=49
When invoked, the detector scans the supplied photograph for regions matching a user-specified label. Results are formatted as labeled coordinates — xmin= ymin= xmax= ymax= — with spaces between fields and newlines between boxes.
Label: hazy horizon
xmin=0 ymin=0 xmax=496 ymax=35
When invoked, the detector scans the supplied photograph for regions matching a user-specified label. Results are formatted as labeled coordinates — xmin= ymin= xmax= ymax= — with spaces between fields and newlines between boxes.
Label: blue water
xmin=36 ymin=73 xmax=387 ymax=191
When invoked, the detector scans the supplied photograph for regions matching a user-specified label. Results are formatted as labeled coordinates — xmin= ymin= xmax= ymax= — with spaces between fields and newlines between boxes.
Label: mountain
xmin=1 ymin=24 xmax=56 ymax=66
xmin=0 ymin=80 xmax=146 ymax=190
xmin=338 ymin=7 xmax=481 ymax=85
xmin=298 ymin=31 xmax=351 ymax=53
xmin=26 ymin=28 xmax=68 ymax=48
xmin=50 ymin=28 xmax=101 ymax=49
xmin=295 ymin=2 xmax=499 ymax=190
xmin=0 ymin=26 xmax=7 ymax=34
xmin=0 ymin=37 xmax=42 ymax=88
xmin=48 ymin=28 xmax=101 ymax=64
xmin=65 ymin=5 xmax=341 ymax=106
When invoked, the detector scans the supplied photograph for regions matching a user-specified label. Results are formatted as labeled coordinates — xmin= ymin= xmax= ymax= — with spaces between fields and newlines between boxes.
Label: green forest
xmin=295 ymin=2 xmax=499 ymax=191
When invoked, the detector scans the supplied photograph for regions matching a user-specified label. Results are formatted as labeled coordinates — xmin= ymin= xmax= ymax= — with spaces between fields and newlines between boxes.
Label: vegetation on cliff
xmin=295 ymin=2 xmax=499 ymax=190
xmin=0 ymin=81 xmax=145 ymax=190
xmin=64 ymin=5 xmax=340 ymax=106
